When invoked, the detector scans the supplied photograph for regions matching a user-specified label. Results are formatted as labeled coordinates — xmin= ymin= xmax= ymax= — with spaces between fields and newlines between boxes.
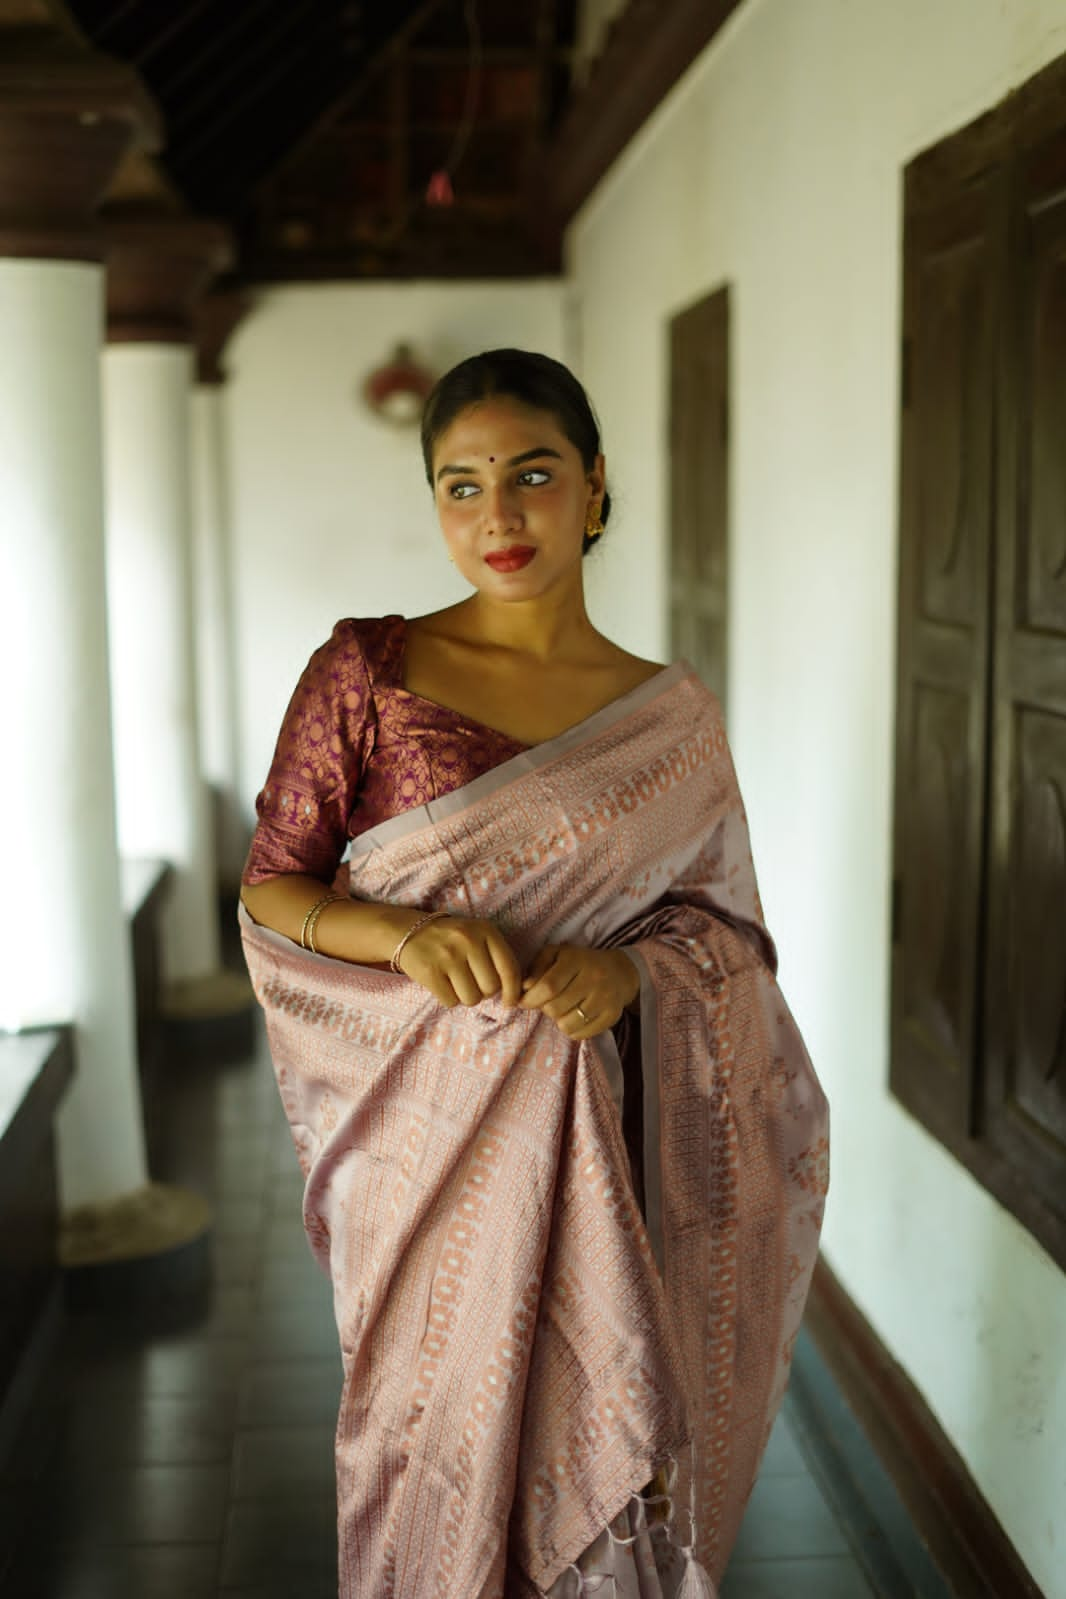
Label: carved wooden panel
xmin=899 ymin=686 xmax=974 ymax=1065
xmin=1005 ymin=713 xmax=1066 ymax=1112
xmin=891 ymin=57 xmax=1066 ymax=1270
xmin=914 ymin=245 xmax=985 ymax=628
xmin=669 ymin=286 xmax=729 ymax=704
xmin=982 ymin=125 xmax=1066 ymax=1228
xmin=1021 ymin=163 xmax=1066 ymax=634
xmin=890 ymin=167 xmax=998 ymax=1141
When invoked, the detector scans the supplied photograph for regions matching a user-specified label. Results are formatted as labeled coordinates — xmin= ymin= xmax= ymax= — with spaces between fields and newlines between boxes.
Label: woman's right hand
xmin=396 ymin=915 xmax=523 ymax=1010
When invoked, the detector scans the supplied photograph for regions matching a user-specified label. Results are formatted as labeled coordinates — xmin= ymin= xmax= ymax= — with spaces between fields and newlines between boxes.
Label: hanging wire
xmin=377 ymin=0 xmax=483 ymax=246
xmin=440 ymin=0 xmax=483 ymax=186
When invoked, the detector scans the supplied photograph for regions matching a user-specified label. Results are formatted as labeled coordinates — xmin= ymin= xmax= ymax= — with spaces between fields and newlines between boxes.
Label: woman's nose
xmin=482 ymin=481 xmax=522 ymax=533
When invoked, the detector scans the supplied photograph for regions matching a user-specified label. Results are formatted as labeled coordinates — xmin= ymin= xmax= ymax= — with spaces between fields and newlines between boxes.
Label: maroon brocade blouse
xmin=243 ymin=616 xmax=529 ymax=885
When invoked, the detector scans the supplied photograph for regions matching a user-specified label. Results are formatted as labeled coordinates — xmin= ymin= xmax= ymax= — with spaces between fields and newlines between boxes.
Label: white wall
xmin=567 ymin=1 xmax=1066 ymax=1593
xmin=225 ymin=281 xmax=565 ymax=815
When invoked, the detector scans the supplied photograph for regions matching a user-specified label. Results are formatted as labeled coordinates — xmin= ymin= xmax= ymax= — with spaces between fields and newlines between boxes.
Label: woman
xmin=240 ymin=349 xmax=828 ymax=1599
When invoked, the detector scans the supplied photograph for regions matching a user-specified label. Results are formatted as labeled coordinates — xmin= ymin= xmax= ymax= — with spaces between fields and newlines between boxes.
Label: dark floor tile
xmin=0 ymin=1482 xmax=25 ymax=1573
xmin=231 ymin=1424 xmax=336 ymax=1499
xmin=256 ymin=1257 xmax=332 ymax=1309
xmin=0 ymin=1393 xmax=66 ymax=1482
xmin=82 ymin=1337 xmax=248 ymax=1400
xmin=721 ymin=1554 xmax=876 ymax=1599
xmin=31 ymin=1463 xmax=230 ymax=1545
xmin=178 ymin=1283 xmax=256 ymax=1339
xmin=258 ymin=1223 xmax=320 ymax=1266
xmin=220 ymin=1498 xmax=337 ymax=1592
xmin=238 ymin=1359 xmax=343 ymax=1428
xmin=211 ymin=1084 xmax=285 ymax=1132
xmin=164 ymin=1152 xmax=270 ymax=1202
xmin=264 ymin=1194 xmax=309 ymax=1234
xmin=209 ymin=1197 xmax=268 ymax=1244
xmin=221 ymin=1592 xmax=335 ymax=1599
xmin=210 ymin=1239 xmax=263 ymax=1290
xmin=67 ymin=1285 xmax=256 ymax=1349
xmin=155 ymin=1121 xmax=271 ymax=1159
xmin=54 ymin=1286 xmax=251 ymax=1372
xmin=56 ymin=1392 xmax=238 ymax=1467
xmin=5 ymin=1541 xmax=220 ymax=1599
xmin=731 ymin=1474 xmax=852 ymax=1562
xmin=251 ymin=1303 xmax=340 ymax=1361
xmin=266 ymin=1168 xmax=307 ymax=1201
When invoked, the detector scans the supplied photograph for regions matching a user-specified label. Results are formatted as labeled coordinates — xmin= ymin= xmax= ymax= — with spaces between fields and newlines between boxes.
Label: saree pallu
xmin=240 ymin=663 xmax=829 ymax=1599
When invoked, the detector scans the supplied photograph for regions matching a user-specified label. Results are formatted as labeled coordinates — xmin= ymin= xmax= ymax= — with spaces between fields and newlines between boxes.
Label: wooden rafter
xmin=542 ymin=0 xmax=746 ymax=226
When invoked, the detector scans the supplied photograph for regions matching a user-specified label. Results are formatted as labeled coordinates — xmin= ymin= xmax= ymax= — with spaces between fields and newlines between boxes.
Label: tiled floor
xmin=0 ymin=1022 xmax=881 ymax=1599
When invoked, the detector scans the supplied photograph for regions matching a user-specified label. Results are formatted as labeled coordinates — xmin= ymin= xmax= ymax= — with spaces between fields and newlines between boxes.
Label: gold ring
xmin=575 ymin=1006 xmax=589 ymax=1023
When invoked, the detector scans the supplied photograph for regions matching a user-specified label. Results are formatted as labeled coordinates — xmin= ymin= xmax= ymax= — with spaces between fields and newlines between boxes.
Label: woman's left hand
xmin=518 ymin=944 xmax=640 ymax=1038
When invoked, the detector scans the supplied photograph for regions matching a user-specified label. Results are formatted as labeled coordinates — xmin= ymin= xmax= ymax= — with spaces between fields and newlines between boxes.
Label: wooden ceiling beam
xmin=541 ymin=0 xmax=746 ymax=226
xmin=405 ymin=46 xmax=572 ymax=64
xmin=518 ymin=0 xmax=561 ymax=269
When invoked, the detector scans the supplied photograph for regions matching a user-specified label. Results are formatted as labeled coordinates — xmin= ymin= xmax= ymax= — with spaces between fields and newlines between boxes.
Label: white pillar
xmin=0 ymin=260 xmax=148 ymax=1208
xmin=103 ymin=343 xmax=221 ymax=987
xmin=191 ymin=383 xmax=245 ymax=889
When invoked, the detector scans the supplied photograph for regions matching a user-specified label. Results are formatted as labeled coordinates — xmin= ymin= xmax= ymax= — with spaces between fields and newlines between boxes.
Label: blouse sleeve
xmin=242 ymin=620 xmax=377 ymax=885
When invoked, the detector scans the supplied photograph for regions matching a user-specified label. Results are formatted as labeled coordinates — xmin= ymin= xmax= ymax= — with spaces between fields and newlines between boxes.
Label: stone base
xmin=61 ymin=1181 xmax=212 ymax=1312
xmin=162 ymin=969 xmax=256 ymax=1063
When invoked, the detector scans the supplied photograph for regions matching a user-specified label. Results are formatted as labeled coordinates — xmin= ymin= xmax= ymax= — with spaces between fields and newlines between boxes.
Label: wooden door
xmin=668 ymin=287 xmax=729 ymax=703
xmin=890 ymin=136 xmax=1003 ymax=1143
xmin=982 ymin=123 xmax=1066 ymax=1211
xmin=891 ymin=61 xmax=1066 ymax=1267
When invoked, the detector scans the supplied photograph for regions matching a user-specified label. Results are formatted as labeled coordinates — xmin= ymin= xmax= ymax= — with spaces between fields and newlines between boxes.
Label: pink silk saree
xmin=240 ymin=662 xmax=829 ymax=1598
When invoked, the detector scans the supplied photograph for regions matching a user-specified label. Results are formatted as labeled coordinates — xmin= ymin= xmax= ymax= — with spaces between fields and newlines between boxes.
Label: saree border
xmin=345 ymin=659 xmax=704 ymax=859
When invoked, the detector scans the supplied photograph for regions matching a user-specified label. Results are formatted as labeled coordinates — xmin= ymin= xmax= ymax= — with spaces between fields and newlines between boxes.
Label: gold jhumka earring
xmin=584 ymin=504 xmax=605 ymax=543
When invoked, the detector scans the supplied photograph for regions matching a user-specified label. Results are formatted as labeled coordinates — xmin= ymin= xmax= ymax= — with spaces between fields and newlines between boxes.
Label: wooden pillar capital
xmin=194 ymin=286 xmax=253 ymax=385
xmin=0 ymin=27 xmax=161 ymax=262
xmin=104 ymin=215 xmax=235 ymax=345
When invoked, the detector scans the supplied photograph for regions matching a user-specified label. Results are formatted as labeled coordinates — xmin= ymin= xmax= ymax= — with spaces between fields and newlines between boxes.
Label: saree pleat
xmin=241 ymin=666 xmax=828 ymax=1598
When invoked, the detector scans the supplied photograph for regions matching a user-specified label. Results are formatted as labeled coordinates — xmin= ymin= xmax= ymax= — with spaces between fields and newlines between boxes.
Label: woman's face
xmin=430 ymin=397 xmax=604 ymax=599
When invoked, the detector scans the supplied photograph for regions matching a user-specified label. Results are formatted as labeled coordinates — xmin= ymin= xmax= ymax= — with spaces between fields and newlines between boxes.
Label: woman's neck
xmin=458 ymin=584 xmax=598 ymax=664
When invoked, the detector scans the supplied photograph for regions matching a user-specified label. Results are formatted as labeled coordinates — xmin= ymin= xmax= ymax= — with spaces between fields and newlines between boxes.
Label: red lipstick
xmin=484 ymin=546 xmax=536 ymax=573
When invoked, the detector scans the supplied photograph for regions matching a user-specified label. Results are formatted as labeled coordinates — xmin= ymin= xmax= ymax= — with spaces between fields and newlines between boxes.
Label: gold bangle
xmin=299 ymin=894 xmax=331 ymax=948
xmin=389 ymin=909 xmax=448 ymax=974
xmin=301 ymin=892 xmax=343 ymax=951
xmin=307 ymin=894 xmax=344 ymax=955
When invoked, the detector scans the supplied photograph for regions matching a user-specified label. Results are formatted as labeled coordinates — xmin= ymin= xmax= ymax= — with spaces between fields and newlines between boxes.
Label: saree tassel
xmin=676 ymin=1550 xmax=717 ymax=1599
xmin=671 ymin=1439 xmax=717 ymax=1598
xmin=562 ymin=1562 xmax=615 ymax=1596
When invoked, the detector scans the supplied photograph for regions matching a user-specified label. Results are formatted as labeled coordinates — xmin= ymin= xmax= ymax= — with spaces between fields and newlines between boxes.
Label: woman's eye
xmin=518 ymin=469 xmax=551 ymax=486
xmin=449 ymin=483 xmax=480 ymax=499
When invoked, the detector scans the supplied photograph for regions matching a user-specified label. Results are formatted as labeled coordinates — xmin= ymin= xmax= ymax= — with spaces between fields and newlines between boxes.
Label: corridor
xmin=0 ymin=1016 xmax=923 ymax=1599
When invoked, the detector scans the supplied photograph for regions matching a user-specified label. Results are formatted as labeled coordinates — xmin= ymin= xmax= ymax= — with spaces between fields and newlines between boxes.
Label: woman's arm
xmin=240 ymin=874 xmax=524 ymax=1007
xmin=240 ymin=874 xmax=423 ymax=967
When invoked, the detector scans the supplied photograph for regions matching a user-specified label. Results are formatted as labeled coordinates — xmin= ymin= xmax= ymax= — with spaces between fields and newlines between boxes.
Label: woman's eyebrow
xmin=508 ymin=446 xmax=563 ymax=468
xmin=435 ymin=446 xmax=563 ymax=483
